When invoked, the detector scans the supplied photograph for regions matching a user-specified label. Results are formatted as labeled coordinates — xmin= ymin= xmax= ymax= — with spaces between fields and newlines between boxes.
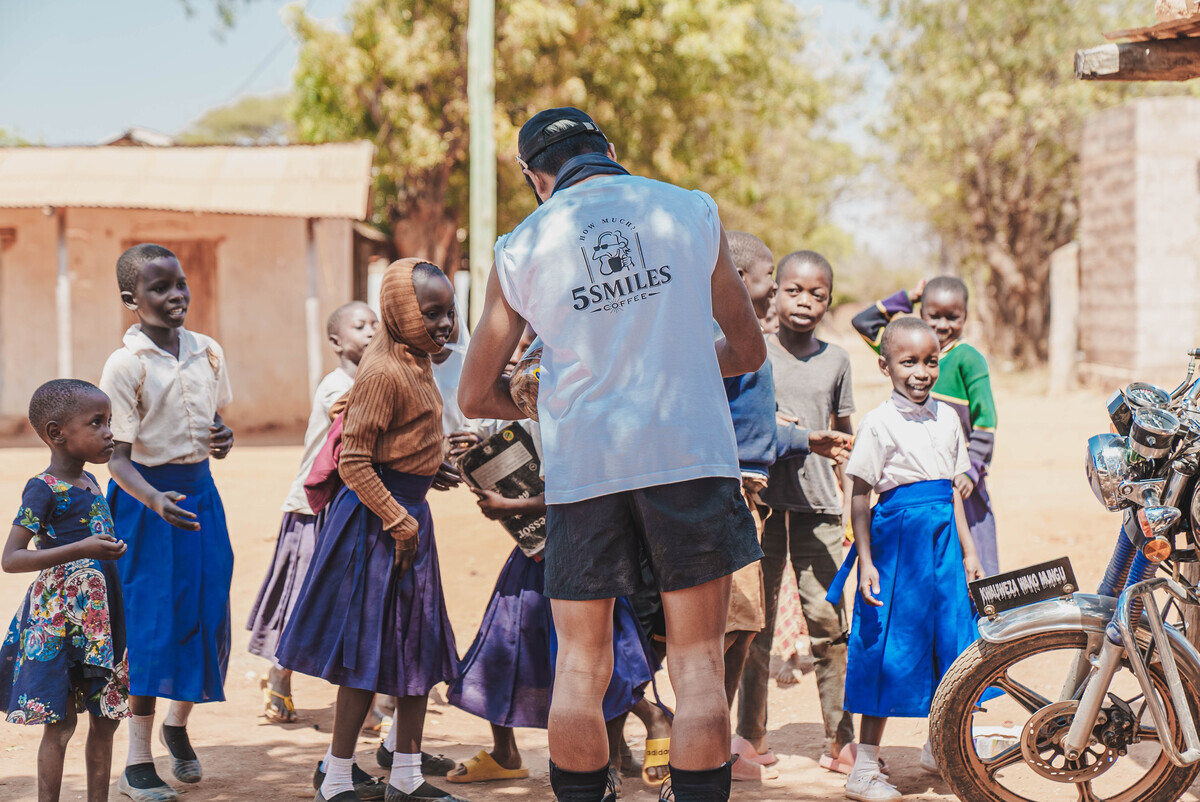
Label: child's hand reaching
xmin=447 ymin=431 xmax=480 ymax=458
xmin=151 ymin=491 xmax=200 ymax=531
xmin=472 ymin=488 xmax=515 ymax=520
xmin=432 ymin=461 xmax=462 ymax=491
xmin=908 ymin=278 xmax=927 ymax=305
xmin=810 ymin=430 xmax=853 ymax=465
xmin=78 ymin=533 xmax=127 ymax=561
xmin=953 ymin=474 xmax=975 ymax=500
xmin=858 ymin=563 xmax=883 ymax=607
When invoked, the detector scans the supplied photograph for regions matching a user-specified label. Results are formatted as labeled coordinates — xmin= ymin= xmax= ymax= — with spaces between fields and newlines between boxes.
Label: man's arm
xmin=459 ymin=265 xmax=528 ymax=421
xmin=711 ymin=227 xmax=767 ymax=378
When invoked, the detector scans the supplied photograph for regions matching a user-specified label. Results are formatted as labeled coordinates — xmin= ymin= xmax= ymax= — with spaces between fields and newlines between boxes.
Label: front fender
xmin=977 ymin=593 xmax=1116 ymax=643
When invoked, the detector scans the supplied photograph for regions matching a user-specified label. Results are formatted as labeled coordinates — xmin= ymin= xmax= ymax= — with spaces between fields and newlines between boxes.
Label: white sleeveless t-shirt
xmin=494 ymin=174 xmax=739 ymax=504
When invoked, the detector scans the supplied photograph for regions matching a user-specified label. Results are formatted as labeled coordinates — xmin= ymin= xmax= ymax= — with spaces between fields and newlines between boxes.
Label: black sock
xmin=124 ymin=762 xmax=169 ymax=789
xmin=666 ymin=762 xmax=732 ymax=802
xmin=549 ymin=760 xmax=610 ymax=802
xmin=160 ymin=724 xmax=197 ymax=760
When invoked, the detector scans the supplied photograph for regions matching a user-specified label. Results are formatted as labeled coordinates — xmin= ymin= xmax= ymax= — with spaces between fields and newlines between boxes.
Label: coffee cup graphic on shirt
xmin=592 ymin=231 xmax=633 ymax=276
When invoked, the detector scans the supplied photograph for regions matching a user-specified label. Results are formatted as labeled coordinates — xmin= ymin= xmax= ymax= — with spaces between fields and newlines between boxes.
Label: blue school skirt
xmin=276 ymin=469 xmax=458 ymax=697
xmin=108 ymin=460 xmax=233 ymax=703
xmin=447 ymin=547 xmax=659 ymax=729
xmin=827 ymin=479 xmax=976 ymax=718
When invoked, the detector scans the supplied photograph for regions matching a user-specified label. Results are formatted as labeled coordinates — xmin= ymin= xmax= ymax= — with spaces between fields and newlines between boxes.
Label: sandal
xmin=730 ymin=754 xmax=778 ymax=782
xmin=445 ymin=750 xmax=530 ymax=783
xmin=817 ymin=743 xmax=889 ymax=776
xmin=260 ymin=676 xmax=296 ymax=723
xmin=730 ymin=737 xmax=777 ymax=767
xmin=641 ymin=737 xmax=670 ymax=787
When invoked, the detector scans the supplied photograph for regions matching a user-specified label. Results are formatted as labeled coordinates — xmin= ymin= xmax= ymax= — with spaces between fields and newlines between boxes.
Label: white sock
xmin=163 ymin=701 xmax=192 ymax=728
xmin=389 ymin=752 xmax=423 ymax=794
xmin=319 ymin=746 xmax=334 ymax=774
xmin=384 ymin=724 xmax=397 ymax=753
xmin=126 ymin=714 xmax=155 ymax=766
xmin=851 ymin=743 xmax=880 ymax=778
xmin=321 ymin=753 xmax=356 ymax=798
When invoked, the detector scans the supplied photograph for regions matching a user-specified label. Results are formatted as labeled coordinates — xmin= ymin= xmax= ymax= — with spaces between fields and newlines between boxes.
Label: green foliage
xmin=287 ymin=0 xmax=857 ymax=267
xmin=0 ymin=129 xmax=31 ymax=146
xmin=875 ymin=0 xmax=1194 ymax=364
xmin=178 ymin=93 xmax=294 ymax=144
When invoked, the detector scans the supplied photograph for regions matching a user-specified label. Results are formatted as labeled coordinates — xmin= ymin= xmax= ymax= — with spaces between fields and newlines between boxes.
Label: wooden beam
xmin=1076 ymin=37 xmax=1200 ymax=81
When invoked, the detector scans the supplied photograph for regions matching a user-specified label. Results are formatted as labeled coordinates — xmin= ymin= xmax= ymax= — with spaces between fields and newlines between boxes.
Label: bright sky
xmin=0 ymin=0 xmax=922 ymax=262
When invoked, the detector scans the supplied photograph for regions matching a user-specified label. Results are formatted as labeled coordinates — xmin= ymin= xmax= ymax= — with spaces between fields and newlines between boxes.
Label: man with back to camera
xmin=459 ymin=107 xmax=767 ymax=802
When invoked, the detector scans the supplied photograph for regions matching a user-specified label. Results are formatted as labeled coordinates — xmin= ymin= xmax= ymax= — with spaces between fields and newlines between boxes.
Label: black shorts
xmin=543 ymin=476 xmax=763 ymax=601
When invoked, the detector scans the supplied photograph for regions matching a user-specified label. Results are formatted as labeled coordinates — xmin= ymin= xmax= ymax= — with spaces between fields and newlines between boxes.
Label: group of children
xmin=0 ymin=235 xmax=999 ymax=802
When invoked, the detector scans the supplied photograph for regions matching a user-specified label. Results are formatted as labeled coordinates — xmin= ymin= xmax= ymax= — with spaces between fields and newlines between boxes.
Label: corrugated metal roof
xmin=0 ymin=141 xmax=376 ymax=219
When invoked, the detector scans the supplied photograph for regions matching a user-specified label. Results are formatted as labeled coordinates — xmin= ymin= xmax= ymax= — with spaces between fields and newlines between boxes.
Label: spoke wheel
xmin=930 ymin=629 xmax=1200 ymax=802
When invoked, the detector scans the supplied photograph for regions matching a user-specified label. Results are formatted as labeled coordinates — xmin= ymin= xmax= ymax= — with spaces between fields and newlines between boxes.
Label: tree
xmin=287 ymin=0 xmax=856 ymax=271
xmin=178 ymin=93 xmax=293 ymax=144
xmin=875 ymin=0 xmax=1190 ymax=364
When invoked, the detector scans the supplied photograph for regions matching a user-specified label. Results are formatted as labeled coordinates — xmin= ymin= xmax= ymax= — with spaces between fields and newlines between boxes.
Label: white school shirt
xmin=281 ymin=367 xmax=354 ymax=514
xmin=100 ymin=326 xmax=233 ymax=467
xmin=494 ymin=174 xmax=741 ymax=504
xmin=845 ymin=392 xmax=971 ymax=494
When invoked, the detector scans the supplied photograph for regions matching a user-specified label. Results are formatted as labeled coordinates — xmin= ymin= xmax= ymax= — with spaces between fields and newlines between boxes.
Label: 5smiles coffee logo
xmin=572 ymin=219 xmax=672 ymax=313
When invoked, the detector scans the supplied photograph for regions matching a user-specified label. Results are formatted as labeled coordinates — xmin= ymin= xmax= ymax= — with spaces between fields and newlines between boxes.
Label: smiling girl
xmin=99 ymin=243 xmax=234 ymax=802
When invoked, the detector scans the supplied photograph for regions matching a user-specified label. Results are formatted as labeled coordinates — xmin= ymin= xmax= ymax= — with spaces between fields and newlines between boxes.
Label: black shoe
xmin=159 ymin=725 xmax=202 ymax=784
xmin=375 ymin=744 xmax=454 ymax=777
xmin=117 ymin=763 xmax=178 ymax=801
xmin=384 ymin=781 xmax=468 ymax=802
xmin=315 ymin=791 xmax=361 ymax=802
xmin=312 ymin=761 xmax=387 ymax=800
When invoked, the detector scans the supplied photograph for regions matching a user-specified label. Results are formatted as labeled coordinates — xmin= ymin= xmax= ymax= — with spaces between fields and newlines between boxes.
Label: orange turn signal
xmin=1143 ymin=537 xmax=1173 ymax=563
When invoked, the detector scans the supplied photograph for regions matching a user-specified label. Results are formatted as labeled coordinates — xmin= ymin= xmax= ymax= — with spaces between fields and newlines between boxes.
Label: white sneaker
xmin=845 ymin=771 xmax=901 ymax=801
xmin=920 ymin=741 xmax=940 ymax=776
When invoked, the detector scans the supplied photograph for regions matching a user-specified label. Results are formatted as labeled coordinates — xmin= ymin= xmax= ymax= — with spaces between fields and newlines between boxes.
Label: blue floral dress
xmin=0 ymin=473 xmax=130 ymax=724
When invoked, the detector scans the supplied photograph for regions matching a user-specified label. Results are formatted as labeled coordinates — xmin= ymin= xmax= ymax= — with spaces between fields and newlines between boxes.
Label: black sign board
xmin=969 ymin=557 xmax=1077 ymax=616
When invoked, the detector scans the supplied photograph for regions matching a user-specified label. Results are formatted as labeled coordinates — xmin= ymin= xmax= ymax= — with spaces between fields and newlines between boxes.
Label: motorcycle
xmin=931 ymin=349 xmax=1200 ymax=801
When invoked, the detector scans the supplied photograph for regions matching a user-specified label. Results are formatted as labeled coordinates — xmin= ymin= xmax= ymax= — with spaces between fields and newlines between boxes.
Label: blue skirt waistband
xmin=132 ymin=460 xmax=215 ymax=495
xmin=876 ymin=479 xmax=953 ymax=512
xmin=374 ymin=467 xmax=436 ymax=504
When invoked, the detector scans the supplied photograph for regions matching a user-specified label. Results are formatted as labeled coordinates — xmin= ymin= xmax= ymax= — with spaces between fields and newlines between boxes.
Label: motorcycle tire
xmin=930 ymin=628 xmax=1200 ymax=802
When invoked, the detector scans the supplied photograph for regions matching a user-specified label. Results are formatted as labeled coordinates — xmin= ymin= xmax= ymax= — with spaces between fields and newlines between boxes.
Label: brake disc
xmin=1020 ymin=701 xmax=1120 ymax=783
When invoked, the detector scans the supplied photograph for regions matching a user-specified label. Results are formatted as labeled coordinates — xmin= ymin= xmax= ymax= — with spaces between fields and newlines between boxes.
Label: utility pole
xmin=467 ymin=0 xmax=496 ymax=330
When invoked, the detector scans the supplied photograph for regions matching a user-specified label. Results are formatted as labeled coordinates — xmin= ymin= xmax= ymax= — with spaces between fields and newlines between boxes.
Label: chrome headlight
xmin=1087 ymin=433 xmax=1138 ymax=511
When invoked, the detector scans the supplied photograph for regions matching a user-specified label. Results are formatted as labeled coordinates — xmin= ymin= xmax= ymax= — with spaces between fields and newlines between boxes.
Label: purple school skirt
xmin=448 ymin=547 xmax=659 ymax=729
xmin=246 ymin=511 xmax=318 ymax=663
xmin=276 ymin=469 xmax=458 ymax=696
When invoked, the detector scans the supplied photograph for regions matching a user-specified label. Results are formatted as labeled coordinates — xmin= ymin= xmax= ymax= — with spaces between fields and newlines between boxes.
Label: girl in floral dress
xmin=0 ymin=379 xmax=131 ymax=802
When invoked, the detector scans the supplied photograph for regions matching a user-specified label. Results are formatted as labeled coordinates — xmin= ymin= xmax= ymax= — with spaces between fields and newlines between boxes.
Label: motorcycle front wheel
xmin=930 ymin=628 xmax=1200 ymax=801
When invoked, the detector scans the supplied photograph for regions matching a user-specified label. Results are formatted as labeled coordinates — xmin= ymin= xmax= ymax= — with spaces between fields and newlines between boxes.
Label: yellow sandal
xmin=445 ymin=750 xmax=530 ymax=783
xmin=641 ymin=738 xmax=670 ymax=787
xmin=260 ymin=676 xmax=296 ymax=723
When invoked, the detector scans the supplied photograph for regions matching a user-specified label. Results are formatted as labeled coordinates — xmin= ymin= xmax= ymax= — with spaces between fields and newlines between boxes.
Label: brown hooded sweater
xmin=337 ymin=258 xmax=444 ymax=532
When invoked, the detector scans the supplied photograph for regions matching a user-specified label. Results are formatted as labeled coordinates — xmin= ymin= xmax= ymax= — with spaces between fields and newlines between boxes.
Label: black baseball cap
xmin=517 ymin=107 xmax=606 ymax=169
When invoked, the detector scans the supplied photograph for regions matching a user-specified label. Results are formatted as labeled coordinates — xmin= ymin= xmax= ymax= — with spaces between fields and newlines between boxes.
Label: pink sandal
xmin=730 ymin=737 xmax=778 ymax=767
xmin=818 ymin=743 xmax=889 ymax=776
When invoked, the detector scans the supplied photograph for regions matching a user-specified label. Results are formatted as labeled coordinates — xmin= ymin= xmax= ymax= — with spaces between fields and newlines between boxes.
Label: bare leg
xmin=331 ymin=686 xmax=375 ymax=758
xmin=722 ymin=631 xmax=755 ymax=709
xmin=628 ymin=697 xmax=672 ymax=782
xmin=390 ymin=695 xmax=430 ymax=755
xmin=38 ymin=708 xmax=76 ymax=802
xmin=661 ymin=575 xmax=732 ymax=771
xmin=606 ymin=715 xmax=627 ymax=769
xmin=548 ymin=597 xmax=616 ymax=772
xmin=860 ymin=716 xmax=886 ymax=747
xmin=128 ymin=694 xmax=155 ymax=717
xmin=84 ymin=714 xmax=120 ymax=802
xmin=489 ymin=724 xmax=523 ymax=770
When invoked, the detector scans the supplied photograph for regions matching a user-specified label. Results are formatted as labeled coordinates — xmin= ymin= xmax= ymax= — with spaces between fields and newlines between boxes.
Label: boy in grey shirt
xmin=737 ymin=250 xmax=857 ymax=768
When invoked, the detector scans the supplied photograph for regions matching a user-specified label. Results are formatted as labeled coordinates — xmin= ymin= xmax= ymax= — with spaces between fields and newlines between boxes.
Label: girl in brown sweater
xmin=277 ymin=259 xmax=465 ymax=802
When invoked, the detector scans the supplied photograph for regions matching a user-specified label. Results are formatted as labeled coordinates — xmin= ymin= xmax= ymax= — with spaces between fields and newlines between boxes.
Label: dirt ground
xmin=2 ymin=341 xmax=1199 ymax=801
